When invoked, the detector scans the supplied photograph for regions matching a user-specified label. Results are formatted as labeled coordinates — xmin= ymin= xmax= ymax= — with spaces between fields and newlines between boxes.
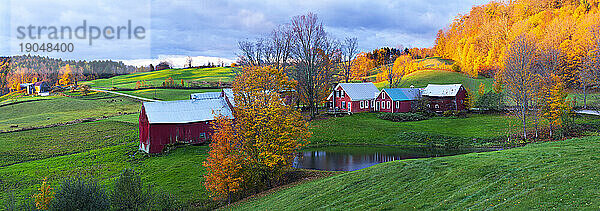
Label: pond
xmin=292 ymin=145 xmax=496 ymax=171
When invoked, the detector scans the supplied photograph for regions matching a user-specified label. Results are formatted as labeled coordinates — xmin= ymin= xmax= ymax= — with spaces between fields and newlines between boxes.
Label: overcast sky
xmin=1 ymin=0 xmax=489 ymax=67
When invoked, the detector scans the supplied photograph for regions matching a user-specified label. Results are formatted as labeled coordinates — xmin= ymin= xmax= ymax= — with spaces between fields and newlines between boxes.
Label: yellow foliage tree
xmin=58 ymin=64 xmax=73 ymax=86
xmin=205 ymin=66 xmax=311 ymax=201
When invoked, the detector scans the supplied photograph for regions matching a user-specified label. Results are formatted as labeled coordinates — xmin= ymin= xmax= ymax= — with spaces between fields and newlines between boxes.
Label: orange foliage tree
xmin=350 ymin=52 xmax=375 ymax=81
xmin=203 ymin=115 xmax=243 ymax=203
xmin=204 ymin=66 xmax=310 ymax=202
xmin=33 ymin=177 xmax=54 ymax=210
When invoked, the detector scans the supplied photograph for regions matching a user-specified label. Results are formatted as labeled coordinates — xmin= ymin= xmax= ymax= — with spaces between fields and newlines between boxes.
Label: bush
xmin=475 ymin=91 xmax=504 ymax=111
xmin=51 ymin=176 xmax=110 ymax=211
xmin=110 ymin=169 xmax=152 ymax=210
xmin=377 ymin=113 xmax=429 ymax=122
xmin=442 ymin=110 xmax=467 ymax=118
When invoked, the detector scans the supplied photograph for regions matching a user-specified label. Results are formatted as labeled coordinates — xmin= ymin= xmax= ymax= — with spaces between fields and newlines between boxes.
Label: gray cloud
xmin=1 ymin=0 xmax=489 ymax=62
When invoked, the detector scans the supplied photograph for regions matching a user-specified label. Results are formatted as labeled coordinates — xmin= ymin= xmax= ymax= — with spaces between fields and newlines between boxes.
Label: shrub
xmin=377 ymin=113 xmax=429 ymax=122
xmin=442 ymin=110 xmax=467 ymax=118
xmin=33 ymin=178 xmax=54 ymax=210
xmin=475 ymin=91 xmax=504 ymax=111
xmin=110 ymin=169 xmax=152 ymax=210
xmin=51 ymin=176 xmax=110 ymax=211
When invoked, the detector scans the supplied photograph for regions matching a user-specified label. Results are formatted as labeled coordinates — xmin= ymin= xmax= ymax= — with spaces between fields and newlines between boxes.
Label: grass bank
xmin=231 ymin=136 xmax=600 ymax=210
xmin=309 ymin=113 xmax=516 ymax=147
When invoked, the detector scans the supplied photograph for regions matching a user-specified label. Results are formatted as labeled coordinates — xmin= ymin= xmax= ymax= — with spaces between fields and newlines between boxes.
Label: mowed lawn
xmin=117 ymin=88 xmax=222 ymax=101
xmin=231 ymin=136 xmax=600 ymax=210
xmin=82 ymin=67 xmax=235 ymax=89
xmin=0 ymin=120 xmax=137 ymax=166
xmin=0 ymin=92 xmax=140 ymax=132
xmin=309 ymin=113 xmax=516 ymax=147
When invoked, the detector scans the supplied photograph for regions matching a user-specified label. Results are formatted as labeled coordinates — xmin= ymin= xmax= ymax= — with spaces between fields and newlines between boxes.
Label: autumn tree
xmin=338 ymin=37 xmax=358 ymax=83
xmin=204 ymin=66 xmax=310 ymax=202
xmin=288 ymin=13 xmax=338 ymax=118
xmin=503 ymin=35 xmax=538 ymax=140
xmin=351 ymin=52 xmax=375 ymax=80
xmin=386 ymin=55 xmax=411 ymax=88
xmin=186 ymin=56 xmax=193 ymax=68
xmin=58 ymin=64 xmax=73 ymax=86
xmin=203 ymin=115 xmax=243 ymax=203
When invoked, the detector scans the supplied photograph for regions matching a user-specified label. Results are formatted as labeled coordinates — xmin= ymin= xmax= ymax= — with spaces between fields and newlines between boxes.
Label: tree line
xmin=0 ymin=55 xmax=145 ymax=95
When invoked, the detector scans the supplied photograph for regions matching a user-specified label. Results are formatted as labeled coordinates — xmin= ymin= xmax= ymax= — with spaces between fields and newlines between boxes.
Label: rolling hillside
xmin=374 ymin=69 xmax=494 ymax=95
xmin=82 ymin=67 xmax=235 ymax=89
xmin=232 ymin=136 xmax=600 ymax=210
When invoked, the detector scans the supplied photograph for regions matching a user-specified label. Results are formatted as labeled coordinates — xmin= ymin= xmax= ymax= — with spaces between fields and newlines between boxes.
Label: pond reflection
xmin=293 ymin=146 xmax=495 ymax=171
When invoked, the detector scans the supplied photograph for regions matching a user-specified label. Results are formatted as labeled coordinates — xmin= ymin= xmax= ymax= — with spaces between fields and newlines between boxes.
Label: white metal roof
xmin=422 ymin=84 xmax=463 ymax=97
xmin=143 ymin=98 xmax=233 ymax=124
xmin=333 ymin=83 xmax=380 ymax=101
xmin=222 ymin=88 xmax=235 ymax=107
xmin=190 ymin=91 xmax=221 ymax=100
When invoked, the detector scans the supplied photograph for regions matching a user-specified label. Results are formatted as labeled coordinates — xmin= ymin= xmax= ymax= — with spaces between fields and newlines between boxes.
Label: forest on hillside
xmin=435 ymin=0 xmax=600 ymax=82
xmin=0 ymin=55 xmax=146 ymax=95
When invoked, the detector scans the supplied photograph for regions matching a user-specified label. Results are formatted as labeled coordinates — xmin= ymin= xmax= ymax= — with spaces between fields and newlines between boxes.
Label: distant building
xmin=139 ymin=90 xmax=233 ymax=153
xmin=422 ymin=84 xmax=468 ymax=112
xmin=34 ymin=81 xmax=50 ymax=94
xmin=19 ymin=83 xmax=35 ymax=95
xmin=374 ymin=88 xmax=421 ymax=113
xmin=327 ymin=83 xmax=380 ymax=113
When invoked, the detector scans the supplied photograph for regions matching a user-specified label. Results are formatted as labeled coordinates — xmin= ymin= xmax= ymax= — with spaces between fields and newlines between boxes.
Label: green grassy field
xmin=0 ymin=120 xmax=137 ymax=167
xmin=117 ymin=88 xmax=221 ymax=101
xmin=231 ymin=136 xmax=600 ymax=210
xmin=309 ymin=113 xmax=516 ymax=147
xmin=82 ymin=67 xmax=234 ymax=89
xmin=0 ymin=132 xmax=212 ymax=209
xmin=0 ymin=92 xmax=140 ymax=132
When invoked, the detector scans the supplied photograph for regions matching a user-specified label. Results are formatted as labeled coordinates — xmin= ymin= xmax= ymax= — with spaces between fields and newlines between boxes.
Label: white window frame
xmin=348 ymin=102 xmax=351 ymax=111
xmin=341 ymin=90 xmax=345 ymax=97
xmin=365 ymin=100 xmax=369 ymax=108
xmin=341 ymin=101 xmax=346 ymax=109
xmin=382 ymin=93 xmax=385 ymax=99
xmin=396 ymin=101 xmax=399 ymax=109
xmin=360 ymin=101 xmax=364 ymax=109
xmin=435 ymin=104 xmax=440 ymax=109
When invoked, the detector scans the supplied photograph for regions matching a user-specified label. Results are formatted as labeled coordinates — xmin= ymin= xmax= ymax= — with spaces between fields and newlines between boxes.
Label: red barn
xmin=374 ymin=88 xmax=421 ymax=113
xmin=139 ymin=93 xmax=233 ymax=153
xmin=327 ymin=83 xmax=380 ymax=113
xmin=422 ymin=84 xmax=468 ymax=112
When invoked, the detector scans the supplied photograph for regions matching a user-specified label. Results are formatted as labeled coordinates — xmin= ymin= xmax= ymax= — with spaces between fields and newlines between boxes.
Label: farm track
xmin=91 ymin=88 xmax=161 ymax=102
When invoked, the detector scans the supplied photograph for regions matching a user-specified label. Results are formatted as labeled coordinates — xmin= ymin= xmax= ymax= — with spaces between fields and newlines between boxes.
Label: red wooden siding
xmin=426 ymin=86 xmax=468 ymax=112
xmin=330 ymin=86 xmax=373 ymax=113
xmin=139 ymin=105 xmax=214 ymax=153
xmin=374 ymin=91 xmax=413 ymax=113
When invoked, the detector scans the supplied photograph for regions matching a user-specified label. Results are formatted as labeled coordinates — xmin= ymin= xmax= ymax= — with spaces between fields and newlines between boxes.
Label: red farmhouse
xmin=327 ymin=83 xmax=379 ymax=113
xmin=139 ymin=90 xmax=233 ymax=153
xmin=421 ymin=84 xmax=468 ymax=112
xmin=374 ymin=88 xmax=421 ymax=113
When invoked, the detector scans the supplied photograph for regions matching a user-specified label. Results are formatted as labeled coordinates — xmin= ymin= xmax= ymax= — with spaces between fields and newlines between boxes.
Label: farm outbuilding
xmin=326 ymin=83 xmax=380 ymax=113
xmin=374 ymin=88 xmax=421 ymax=113
xmin=422 ymin=84 xmax=468 ymax=112
xmin=33 ymin=81 xmax=50 ymax=94
xmin=139 ymin=91 xmax=233 ymax=153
